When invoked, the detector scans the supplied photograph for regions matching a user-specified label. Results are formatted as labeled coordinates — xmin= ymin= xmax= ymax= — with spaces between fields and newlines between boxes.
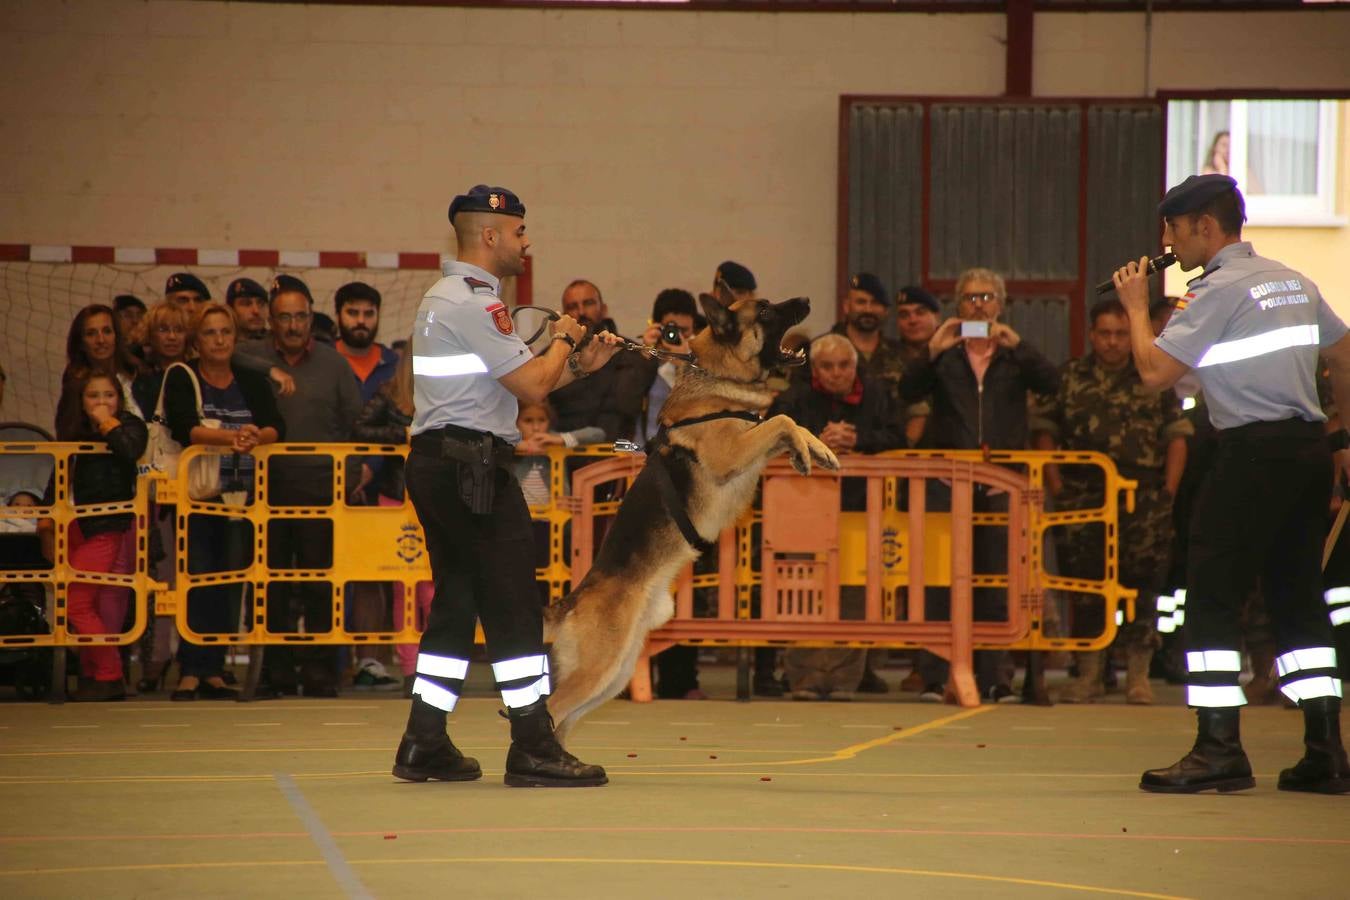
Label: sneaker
xmin=918 ymin=683 xmax=945 ymax=703
xmin=353 ymin=659 xmax=403 ymax=692
xmin=985 ymin=684 xmax=1020 ymax=704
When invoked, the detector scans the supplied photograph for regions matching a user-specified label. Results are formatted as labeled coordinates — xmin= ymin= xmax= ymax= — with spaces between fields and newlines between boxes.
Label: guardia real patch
xmin=486 ymin=301 xmax=513 ymax=335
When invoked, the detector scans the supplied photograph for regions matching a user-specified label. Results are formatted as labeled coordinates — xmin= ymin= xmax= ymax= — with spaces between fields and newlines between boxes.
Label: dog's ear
xmin=698 ymin=293 xmax=737 ymax=339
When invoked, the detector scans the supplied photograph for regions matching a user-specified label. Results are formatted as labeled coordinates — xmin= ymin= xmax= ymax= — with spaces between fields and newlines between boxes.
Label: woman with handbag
xmin=163 ymin=303 xmax=283 ymax=701
xmin=129 ymin=301 xmax=192 ymax=693
xmin=39 ymin=370 xmax=149 ymax=701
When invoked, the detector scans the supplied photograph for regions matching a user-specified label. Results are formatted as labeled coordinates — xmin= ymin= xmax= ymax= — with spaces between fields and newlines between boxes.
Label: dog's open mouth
xmin=775 ymin=344 xmax=808 ymax=366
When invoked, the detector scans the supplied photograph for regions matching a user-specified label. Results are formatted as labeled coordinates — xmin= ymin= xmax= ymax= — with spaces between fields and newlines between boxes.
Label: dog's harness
xmin=642 ymin=410 xmax=763 ymax=556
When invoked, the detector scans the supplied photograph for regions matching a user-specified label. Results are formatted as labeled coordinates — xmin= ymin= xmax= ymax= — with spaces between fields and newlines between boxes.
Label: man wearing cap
xmin=828 ymin=274 xmax=929 ymax=435
xmin=1115 ymin=173 xmax=1350 ymax=794
xmin=226 ymin=278 xmax=270 ymax=341
xmin=113 ymin=294 xmax=146 ymax=346
xmin=393 ymin=185 xmax=621 ymax=788
xmin=164 ymin=273 xmax=210 ymax=316
xmin=893 ymin=286 xmax=941 ymax=446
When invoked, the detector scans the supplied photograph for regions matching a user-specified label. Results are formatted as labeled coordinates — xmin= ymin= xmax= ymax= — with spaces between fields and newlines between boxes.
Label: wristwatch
xmin=567 ymin=353 xmax=590 ymax=379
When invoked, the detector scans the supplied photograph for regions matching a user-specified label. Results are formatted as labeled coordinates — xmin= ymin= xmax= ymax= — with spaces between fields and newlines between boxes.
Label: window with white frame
xmin=1167 ymin=99 xmax=1343 ymax=227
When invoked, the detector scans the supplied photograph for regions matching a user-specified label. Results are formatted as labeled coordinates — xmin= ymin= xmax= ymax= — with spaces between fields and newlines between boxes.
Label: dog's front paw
xmin=788 ymin=447 xmax=812 ymax=476
xmin=814 ymin=444 xmax=840 ymax=471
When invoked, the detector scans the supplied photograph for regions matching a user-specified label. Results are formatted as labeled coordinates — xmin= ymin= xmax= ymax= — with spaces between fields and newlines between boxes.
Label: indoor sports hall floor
xmin=0 ymin=668 xmax=1346 ymax=900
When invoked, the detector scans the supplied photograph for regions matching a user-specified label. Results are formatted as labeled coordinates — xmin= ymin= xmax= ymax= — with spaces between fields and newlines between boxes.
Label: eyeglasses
xmin=959 ymin=292 xmax=1000 ymax=305
xmin=274 ymin=312 xmax=311 ymax=326
xmin=155 ymin=325 xmax=186 ymax=335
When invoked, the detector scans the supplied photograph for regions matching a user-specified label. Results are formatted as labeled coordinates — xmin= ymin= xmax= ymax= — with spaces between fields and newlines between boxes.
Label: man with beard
xmin=334 ymin=281 xmax=399 ymax=405
xmin=333 ymin=281 xmax=403 ymax=690
xmin=826 ymin=274 xmax=923 ymax=421
xmin=547 ymin=279 xmax=628 ymax=443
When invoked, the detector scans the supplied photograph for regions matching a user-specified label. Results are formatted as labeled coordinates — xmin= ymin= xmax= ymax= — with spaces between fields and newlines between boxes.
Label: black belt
xmin=412 ymin=425 xmax=516 ymax=470
xmin=1217 ymin=417 xmax=1324 ymax=443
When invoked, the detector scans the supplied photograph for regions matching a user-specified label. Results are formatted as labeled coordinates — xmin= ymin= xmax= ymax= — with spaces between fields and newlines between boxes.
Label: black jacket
xmin=769 ymin=376 xmax=903 ymax=455
xmin=902 ymin=341 xmax=1059 ymax=450
xmin=163 ymin=362 xmax=285 ymax=448
xmin=43 ymin=412 xmax=148 ymax=538
xmin=351 ymin=391 xmax=412 ymax=500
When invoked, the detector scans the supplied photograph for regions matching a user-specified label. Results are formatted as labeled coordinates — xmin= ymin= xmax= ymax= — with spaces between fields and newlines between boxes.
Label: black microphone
xmin=1095 ymin=252 xmax=1177 ymax=295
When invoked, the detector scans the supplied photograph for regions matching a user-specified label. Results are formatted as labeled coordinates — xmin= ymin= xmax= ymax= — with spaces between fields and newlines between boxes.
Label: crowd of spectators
xmin=2 ymin=258 xmax=1335 ymax=706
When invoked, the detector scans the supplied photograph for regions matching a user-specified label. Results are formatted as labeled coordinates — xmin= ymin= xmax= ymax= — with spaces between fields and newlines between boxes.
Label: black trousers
xmin=1184 ymin=418 xmax=1339 ymax=706
xmin=404 ymin=440 xmax=546 ymax=710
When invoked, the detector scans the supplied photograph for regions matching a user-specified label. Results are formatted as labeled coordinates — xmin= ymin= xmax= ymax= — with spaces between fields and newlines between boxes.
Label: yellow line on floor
xmin=0 ymin=855 xmax=1192 ymax=898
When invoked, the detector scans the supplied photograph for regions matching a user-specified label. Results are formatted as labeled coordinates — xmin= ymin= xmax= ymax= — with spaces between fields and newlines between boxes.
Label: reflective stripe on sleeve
xmin=1276 ymin=647 xmax=1339 ymax=677
xmin=1325 ymin=587 xmax=1350 ymax=607
xmin=1195 ymin=324 xmax=1319 ymax=368
xmin=413 ymin=353 xmax=489 ymax=377
xmin=1186 ymin=650 xmax=1242 ymax=673
xmin=1280 ymin=676 xmax=1344 ymax=704
xmin=417 ymin=653 xmax=469 ymax=680
xmin=1186 ymin=684 xmax=1248 ymax=708
xmin=412 ymin=677 xmax=459 ymax=712
xmin=492 ymin=655 xmax=548 ymax=683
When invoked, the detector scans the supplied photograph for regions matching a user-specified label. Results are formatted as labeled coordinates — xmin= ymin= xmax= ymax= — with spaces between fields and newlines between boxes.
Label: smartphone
xmin=960 ymin=320 xmax=991 ymax=339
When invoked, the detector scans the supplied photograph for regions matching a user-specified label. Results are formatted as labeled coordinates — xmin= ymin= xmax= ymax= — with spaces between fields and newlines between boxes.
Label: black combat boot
xmin=504 ymin=699 xmax=608 ymax=788
xmin=1139 ymin=707 xmax=1255 ymax=793
xmin=1278 ymin=696 xmax=1350 ymax=794
xmin=391 ymin=698 xmax=482 ymax=782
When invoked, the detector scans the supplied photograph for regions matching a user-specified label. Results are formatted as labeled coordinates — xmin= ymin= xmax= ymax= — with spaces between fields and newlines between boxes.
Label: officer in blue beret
xmin=392 ymin=184 xmax=621 ymax=788
xmin=1116 ymin=173 xmax=1350 ymax=795
xmin=164 ymin=272 xmax=210 ymax=315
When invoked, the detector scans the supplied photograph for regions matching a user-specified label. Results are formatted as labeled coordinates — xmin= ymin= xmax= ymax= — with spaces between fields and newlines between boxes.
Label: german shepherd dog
xmin=544 ymin=294 xmax=840 ymax=743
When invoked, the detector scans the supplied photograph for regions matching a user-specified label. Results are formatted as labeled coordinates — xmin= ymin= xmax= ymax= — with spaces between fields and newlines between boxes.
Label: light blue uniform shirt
xmin=410 ymin=261 xmax=531 ymax=443
xmin=1155 ymin=241 xmax=1346 ymax=430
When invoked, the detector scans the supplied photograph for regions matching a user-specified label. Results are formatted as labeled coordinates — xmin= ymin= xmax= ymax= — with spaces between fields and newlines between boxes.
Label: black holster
xmin=439 ymin=432 xmax=514 ymax=514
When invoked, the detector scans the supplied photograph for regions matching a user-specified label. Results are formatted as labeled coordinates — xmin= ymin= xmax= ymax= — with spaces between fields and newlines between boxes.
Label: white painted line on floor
xmin=236 ymin=723 xmax=282 ymax=727
xmin=1093 ymin=727 xmax=1138 ymax=732
xmin=1012 ymin=726 xmax=1055 ymax=731
xmin=667 ymin=722 xmax=713 ymax=726
xmin=322 ymin=722 xmax=367 ymax=726
xmin=583 ymin=721 xmax=630 ymax=726
xmin=141 ymin=724 xmax=190 ymax=728
xmin=752 ymin=723 xmax=803 ymax=728
xmin=52 ymin=725 xmax=98 ymax=729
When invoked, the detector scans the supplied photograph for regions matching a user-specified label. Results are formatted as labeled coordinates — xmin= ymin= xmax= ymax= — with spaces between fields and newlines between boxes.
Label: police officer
xmin=1116 ymin=173 xmax=1350 ymax=794
xmin=392 ymin=185 xmax=621 ymax=788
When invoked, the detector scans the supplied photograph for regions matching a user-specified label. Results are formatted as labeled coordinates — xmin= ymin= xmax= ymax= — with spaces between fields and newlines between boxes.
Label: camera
xmin=660 ymin=321 xmax=684 ymax=346
xmin=959 ymin=320 xmax=991 ymax=339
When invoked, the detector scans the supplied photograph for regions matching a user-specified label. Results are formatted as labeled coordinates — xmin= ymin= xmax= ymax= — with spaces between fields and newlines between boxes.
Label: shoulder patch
xmin=465 ymin=276 xmax=495 ymax=295
xmin=485 ymin=301 xmax=513 ymax=335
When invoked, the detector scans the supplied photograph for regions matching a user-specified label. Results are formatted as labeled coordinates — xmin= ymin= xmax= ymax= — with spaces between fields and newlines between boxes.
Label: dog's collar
xmin=663 ymin=410 xmax=762 ymax=433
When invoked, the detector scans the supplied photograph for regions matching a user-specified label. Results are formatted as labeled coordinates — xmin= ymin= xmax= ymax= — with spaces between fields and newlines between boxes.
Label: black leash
xmin=510 ymin=306 xmax=702 ymax=371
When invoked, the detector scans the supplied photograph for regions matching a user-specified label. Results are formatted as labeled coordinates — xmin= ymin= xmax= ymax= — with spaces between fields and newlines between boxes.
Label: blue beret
xmin=715 ymin=260 xmax=756 ymax=292
xmin=165 ymin=272 xmax=209 ymax=299
xmin=896 ymin=285 xmax=939 ymax=314
xmin=226 ymin=277 xmax=267 ymax=303
xmin=848 ymin=272 xmax=889 ymax=306
xmin=448 ymin=185 xmax=525 ymax=222
xmin=1159 ymin=174 xmax=1239 ymax=218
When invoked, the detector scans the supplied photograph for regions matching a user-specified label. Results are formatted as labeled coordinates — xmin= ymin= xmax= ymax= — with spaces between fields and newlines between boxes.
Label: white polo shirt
xmin=410 ymin=261 xmax=531 ymax=443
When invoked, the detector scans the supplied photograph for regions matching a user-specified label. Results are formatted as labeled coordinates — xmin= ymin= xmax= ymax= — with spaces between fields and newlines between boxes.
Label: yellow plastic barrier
xmin=0 ymin=441 xmax=158 ymax=650
xmin=4 ymin=442 xmax=1136 ymax=662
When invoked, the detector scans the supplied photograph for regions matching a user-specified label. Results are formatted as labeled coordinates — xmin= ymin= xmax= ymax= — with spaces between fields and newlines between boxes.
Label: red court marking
xmin=72 ymin=246 xmax=115 ymax=263
xmin=4 ymin=826 xmax=1347 ymax=847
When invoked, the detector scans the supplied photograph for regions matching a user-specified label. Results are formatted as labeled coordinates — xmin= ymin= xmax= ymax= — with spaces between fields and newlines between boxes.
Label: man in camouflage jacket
xmin=1034 ymin=298 xmax=1192 ymax=704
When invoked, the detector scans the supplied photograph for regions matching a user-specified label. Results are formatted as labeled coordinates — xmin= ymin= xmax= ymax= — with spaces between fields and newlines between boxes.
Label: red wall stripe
xmin=72 ymin=246 xmax=115 ymax=263
xmin=398 ymin=252 xmax=441 ymax=270
xmin=0 ymin=244 xmax=30 ymax=261
xmin=238 ymin=249 xmax=280 ymax=267
xmin=155 ymin=248 xmax=198 ymax=265
xmin=319 ymin=251 xmax=365 ymax=268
